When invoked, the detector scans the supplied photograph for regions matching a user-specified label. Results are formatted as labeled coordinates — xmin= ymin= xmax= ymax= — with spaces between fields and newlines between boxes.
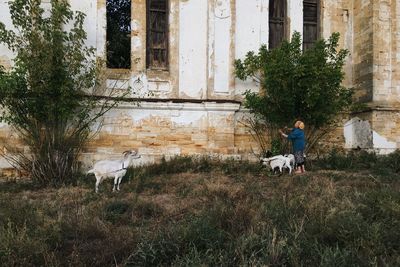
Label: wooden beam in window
xmin=269 ymin=0 xmax=287 ymax=49
xmin=146 ymin=0 xmax=169 ymax=70
xmin=303 ymin=0 xmax=320 ymax=50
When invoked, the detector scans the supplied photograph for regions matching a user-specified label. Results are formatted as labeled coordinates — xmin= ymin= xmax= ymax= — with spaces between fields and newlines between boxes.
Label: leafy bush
xmin=0 ymin=0 xmax=123 ymax=186
xmin=235 ymin=32 xmax=353 ymax=152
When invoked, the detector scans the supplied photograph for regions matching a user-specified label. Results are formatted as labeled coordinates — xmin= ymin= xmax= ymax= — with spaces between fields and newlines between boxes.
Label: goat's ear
xmin=122 ymin=151 xmax=129 ymax=156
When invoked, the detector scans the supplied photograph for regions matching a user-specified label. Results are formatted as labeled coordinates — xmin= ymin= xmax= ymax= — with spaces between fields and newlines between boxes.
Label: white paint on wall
xmin=260 ymin=0 xmax=269 ymax=44
xmin=96 ymin=2 xmax=107 ymax=57
xmin=130 ymin=74 xmax=149 ymax=97
xmin=343 ymin=117 xmax=373 ymax=149
xmin=234 ymin=0 xmax=267 ymax=95
xmin=344 ymin=117 xmax=397 ymax=154
xmin=99 ymin=102 xmax=240 ymax=128
xmin=179 ymin=0 xmax=208 ymax=98
xmin=1 ymin=1 xmax=99 ymax=60
xmin=213 ymin=0 xmax=231 ymax=94
xmin=131 ymin=19 xmax=143 ymax=57
xmin=107 ymin=79 xmax=130 ymax=90
xmin=372 ymin=131 xmax=396 ymax=153
xmin=170 ymin=111 xmax=207 ymax=125
xmin=288 ymin=0 xmax=303 ymax=38
xmin=235 ymin=0 xmax=268 ymax=58
xmin=92 ymin=102 xmax=237 ymax=131
xmin=69 ymin=0 xmax=97 ymax=48
xmin=321 ymin=1 xmax=331 ymax=39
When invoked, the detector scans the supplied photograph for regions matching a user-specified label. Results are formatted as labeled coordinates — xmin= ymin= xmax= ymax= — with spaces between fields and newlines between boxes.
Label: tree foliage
xmin=235 ymin=32 xmax=353 ymax=153
xmin=106 ymin=0 xmax=131 ymax=68
xmin=0 ymin=0 xmax=122 ymax=186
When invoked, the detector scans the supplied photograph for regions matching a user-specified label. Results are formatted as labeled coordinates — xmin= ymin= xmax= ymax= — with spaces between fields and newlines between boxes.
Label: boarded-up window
xmin=106 ymin=0 xmax=131 ymax=69
xmin=269 ymin=0 xmax=287 ymax=49
xmin=303 ymin=0 xmax=319 ymax=50
xmin=147 ymin=0 xmax=169 ymax=70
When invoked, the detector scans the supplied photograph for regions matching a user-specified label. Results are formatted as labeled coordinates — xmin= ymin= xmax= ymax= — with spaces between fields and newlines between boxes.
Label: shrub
xmin=0 ymin=0 xmax=123 ymax=186
xmin=235 ymin=32 xmax=353 ymax=153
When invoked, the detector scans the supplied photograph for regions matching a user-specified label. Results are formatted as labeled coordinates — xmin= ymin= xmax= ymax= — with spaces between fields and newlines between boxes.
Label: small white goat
xmin=87 ymin=150 xmax=141 ymax=193
xmin=284 ymin=154 xmax=295 ymax=169
xmin=261 ymin=154 xmax=293 ymax=174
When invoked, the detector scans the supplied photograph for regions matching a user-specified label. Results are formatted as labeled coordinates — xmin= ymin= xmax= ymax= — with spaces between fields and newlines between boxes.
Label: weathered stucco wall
xmin=81 ymin=102 xmax=253 ymax=167
xmin=1 ymin=0 xmax=400 ymax=174
xmin=342 ymin=0 xmax=400 ymax=153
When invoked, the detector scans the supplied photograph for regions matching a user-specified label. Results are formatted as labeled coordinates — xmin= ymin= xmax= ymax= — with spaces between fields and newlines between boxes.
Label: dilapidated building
xmin=1 ymin=0 xmax=400 ymax=171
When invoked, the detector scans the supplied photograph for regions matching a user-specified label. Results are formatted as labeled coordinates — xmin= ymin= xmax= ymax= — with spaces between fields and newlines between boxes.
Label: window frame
xmin=146 ymin=0 xmax=169 ymax=71
xmin=268 ymin=0 xmax=288 ymax=50
xmin=106 ymin=0 xmax=132 ymax=70
xmin=303 ymin=0 xmax=320 ymax=50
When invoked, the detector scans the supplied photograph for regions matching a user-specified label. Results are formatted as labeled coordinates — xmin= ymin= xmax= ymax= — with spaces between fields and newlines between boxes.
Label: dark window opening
xmin=106 ymin=0 xmax=131 ymax=69
xmin=146 ymin=0 xmax=169 ymax=70
xmin=303 ymin=0 xmax=319 ymax=50
xmin=269 ymin=0 xmax=287 ymax=49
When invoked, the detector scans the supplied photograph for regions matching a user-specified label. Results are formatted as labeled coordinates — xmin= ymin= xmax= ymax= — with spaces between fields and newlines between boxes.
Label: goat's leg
xmin=95 ymin=175 xmax=102 ymax=193
xmin=116 ymin=178 xmax=122 ymax=191
xmin=113 ymin=175 xmax=118 ymax=192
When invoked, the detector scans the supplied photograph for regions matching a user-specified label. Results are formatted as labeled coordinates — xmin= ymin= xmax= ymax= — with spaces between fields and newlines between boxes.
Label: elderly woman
xmin=279 ymin=121 xmax=306 ymax=174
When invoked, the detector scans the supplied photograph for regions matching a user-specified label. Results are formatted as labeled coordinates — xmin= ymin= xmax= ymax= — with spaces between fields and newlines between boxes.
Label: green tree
xmin=0 ymin=0 xmax=123 ymax=186
xmin=235 ymin=32 xmax=353 ymax=153
xmin=106 ymin=0 xmax=131 ymax=68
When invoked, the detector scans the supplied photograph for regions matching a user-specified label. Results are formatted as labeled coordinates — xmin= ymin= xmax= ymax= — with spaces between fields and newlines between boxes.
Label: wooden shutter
xmin=106 ymin=0 xmax=131 ymax=69
xmin=269 ymin=0 xmax=287 ymax=49
xmin=146 ymin=0 xmax=169 ymax=70
xmin=303 ymin=0 xmax=319 ymax=50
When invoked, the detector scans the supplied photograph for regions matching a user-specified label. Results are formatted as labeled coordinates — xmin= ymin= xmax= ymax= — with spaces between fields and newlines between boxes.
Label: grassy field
xmin=1 ymin=152 xmax=400 ymax=266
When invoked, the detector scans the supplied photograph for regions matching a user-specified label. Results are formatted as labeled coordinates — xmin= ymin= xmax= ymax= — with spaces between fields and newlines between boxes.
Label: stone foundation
xmin=0 ymin=101 xmax=264 ymax=175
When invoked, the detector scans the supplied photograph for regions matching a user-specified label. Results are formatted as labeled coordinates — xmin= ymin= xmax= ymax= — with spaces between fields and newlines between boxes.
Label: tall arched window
xmin=106 ymin=0 xmax=131 ymax=69
xmin=269 ymin=0 xmax=287 ymax=49
xmin=303 ymin=0 xmax=319 ymax=50
xmin=146 ymin=0 xmax=169 ymax=70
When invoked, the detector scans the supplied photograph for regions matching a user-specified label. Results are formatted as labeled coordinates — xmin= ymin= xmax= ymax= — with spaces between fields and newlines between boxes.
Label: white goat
xmin=261 ymin=154 xmax=293 ymax=174
xmin=87 ymin=150 xmax=141 ymax=193
xmin=284 ymin=154 xmax=295 ymax=169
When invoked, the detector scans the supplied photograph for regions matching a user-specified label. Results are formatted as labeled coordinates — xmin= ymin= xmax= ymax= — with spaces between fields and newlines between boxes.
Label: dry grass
xmin=1 ymin=155 xmax=400 ymax=266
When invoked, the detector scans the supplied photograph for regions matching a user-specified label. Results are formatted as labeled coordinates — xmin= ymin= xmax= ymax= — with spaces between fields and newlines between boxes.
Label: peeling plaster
xmin=179 ymin=0 xmax=208 ymax=99
xmin=344 ymin=117 xmax=373 ymax=149
xmin=213 ymin=0 xmax=232 ymax=94
xmin=372 ymin=131 xmax=396 ymax=154
xmin=344 ymin=117 xmax=397 ymax=154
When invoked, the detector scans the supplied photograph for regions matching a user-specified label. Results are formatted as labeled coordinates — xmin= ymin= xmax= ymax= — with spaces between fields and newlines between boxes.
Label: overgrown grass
xmin=313 ymin=149 xmax=400 ymax=174
xmin=1 ymin=153 xmax=400 ymax=266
